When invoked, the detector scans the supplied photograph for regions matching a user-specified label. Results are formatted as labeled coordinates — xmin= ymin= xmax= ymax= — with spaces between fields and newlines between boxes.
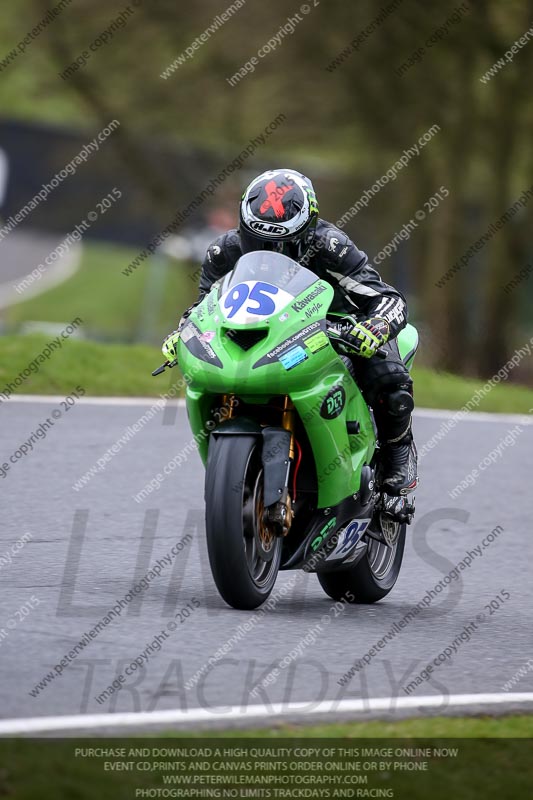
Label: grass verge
xmin=0 ymin=716 xmax=531 ymax=800
xmin=2 ymin=335 xmax=533 ymax=413
xmin=4 ymin=241 xmax=198 ymax=342
xmin=197 ymin=713 xmax=533 ymax=737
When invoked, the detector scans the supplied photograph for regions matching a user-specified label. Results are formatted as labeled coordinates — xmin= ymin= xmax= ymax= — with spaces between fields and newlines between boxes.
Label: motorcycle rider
xmin=163 ymin=169 xmax=417 ymax=495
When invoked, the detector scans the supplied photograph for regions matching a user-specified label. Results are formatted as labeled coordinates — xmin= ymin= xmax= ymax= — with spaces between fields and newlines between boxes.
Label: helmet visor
xmin=240 ymin=221 xmax=315 ymax=261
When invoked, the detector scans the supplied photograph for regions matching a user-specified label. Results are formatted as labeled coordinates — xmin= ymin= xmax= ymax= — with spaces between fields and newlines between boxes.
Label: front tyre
xmin=205 ymin=435 xmax=282 ymax=610
xmin=317 ymin=519 xmax=406 ymax=603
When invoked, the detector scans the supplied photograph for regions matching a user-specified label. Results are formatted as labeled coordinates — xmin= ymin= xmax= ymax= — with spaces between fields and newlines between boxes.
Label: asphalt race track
xmin=1 ymin=397 xmax=532 ymax=732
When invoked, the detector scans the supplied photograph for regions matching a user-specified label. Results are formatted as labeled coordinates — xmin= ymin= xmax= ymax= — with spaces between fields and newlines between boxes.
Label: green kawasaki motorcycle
xmin=154 ymin=251 xmax=418 ymax=610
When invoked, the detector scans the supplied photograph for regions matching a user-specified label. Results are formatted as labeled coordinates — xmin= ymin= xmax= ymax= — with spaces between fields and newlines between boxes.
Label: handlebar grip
xmin=328 ymin=334 xmax=387 ymax=359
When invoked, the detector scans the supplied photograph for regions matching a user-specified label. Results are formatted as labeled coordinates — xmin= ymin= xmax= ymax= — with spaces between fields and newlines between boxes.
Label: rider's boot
xmin=380 ymin=420 xmax=418 ymax=496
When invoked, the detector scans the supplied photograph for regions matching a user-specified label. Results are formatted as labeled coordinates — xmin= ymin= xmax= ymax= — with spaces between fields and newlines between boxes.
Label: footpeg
xmin=382 ymin=494 xmax=415 ymax=525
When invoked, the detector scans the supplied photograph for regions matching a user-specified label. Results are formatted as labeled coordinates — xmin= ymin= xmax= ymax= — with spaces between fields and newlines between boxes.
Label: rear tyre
xmin=205 ymin=435 xmax=282 ymax=610
xmin=317 ymin=518 xmax=406 ymax=603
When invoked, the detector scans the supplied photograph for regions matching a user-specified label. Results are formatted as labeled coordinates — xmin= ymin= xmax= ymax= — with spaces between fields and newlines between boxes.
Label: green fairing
xmin=178 ymin=253 xmax=417 ymax=509
xmin=397 ymin=323 xmax=419 ymax=369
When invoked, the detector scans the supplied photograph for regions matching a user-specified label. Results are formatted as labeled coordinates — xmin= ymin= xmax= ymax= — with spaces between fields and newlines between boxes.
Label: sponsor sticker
xmin=180 ymin=325 xmax=195 ymax=343
xmin=279 ymin=345 xmax=308 ymax=371
xmin=311 ymin=517 xmax=337 ymax=551
xmin=292 ymin=283 xmax=327 ymax=312
xmin=320 ymin=385 xmax=346 ymax=419
xmin=304 ymin=331 xmax=329 ymax=353
xmin=253 ymin=320 xmax=323 ymax=368
xmin=326 ymin=519 xmax=370 ymax=560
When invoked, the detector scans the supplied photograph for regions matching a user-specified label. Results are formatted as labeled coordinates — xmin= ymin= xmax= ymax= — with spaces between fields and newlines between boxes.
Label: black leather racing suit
xmin=195 ymin=220 xmax=413 ymax=447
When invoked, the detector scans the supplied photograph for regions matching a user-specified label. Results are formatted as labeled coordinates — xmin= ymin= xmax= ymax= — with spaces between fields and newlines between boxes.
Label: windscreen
xmin=218 ymin=252 xmax=320 ymax=324
xmin=224 ymin=251 xmax=318 ymax=296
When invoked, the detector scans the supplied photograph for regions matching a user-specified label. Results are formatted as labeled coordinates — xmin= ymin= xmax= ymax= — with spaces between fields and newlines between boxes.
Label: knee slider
xmin=383 ymin=387 xmax=414 ymax=417
xmin=356 ymin=351 xmax=412 ymax=406
xmin=365 ymin=369 xmax=412 ymax=406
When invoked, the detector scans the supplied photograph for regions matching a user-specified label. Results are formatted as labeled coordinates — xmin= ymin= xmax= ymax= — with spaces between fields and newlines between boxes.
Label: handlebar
xmin=330 ymin=336 xmax=388 ymax=359
xmin=151 ymin=324 xmax=387 ymax=376
xmin=326 ymin=322 xmax=388 ymax=359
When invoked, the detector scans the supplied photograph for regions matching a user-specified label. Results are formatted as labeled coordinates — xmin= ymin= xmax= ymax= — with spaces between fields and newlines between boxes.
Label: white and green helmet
xmin=239 ymin=169 xmax=319 ymax=260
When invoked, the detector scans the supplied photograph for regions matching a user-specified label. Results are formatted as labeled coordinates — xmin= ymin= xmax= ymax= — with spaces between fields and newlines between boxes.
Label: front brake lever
xmin=151 ymin=360 xmax=177 ymax=376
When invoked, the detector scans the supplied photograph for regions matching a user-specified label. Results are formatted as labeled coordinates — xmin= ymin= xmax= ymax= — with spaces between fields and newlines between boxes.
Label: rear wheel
xmin=205 ymin=435 xmax=282 ymax=610
xmin=317 ymin=516 xmax=406 ymax=603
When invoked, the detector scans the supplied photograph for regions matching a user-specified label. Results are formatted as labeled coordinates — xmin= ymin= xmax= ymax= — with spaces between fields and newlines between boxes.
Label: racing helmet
xmin=239 ymin=169 xmax=319 ymax=260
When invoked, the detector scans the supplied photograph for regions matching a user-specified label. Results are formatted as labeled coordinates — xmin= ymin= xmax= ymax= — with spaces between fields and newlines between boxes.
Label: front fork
xmin=282 ymin=395 xmax=296 ymax=460
xmin=270 ymin=396 xmax=296 ymax=535
xmin=221 ymin=394 xmax=236 ymax=419
xmin=221 ymin=393 xmax=296 ymax=537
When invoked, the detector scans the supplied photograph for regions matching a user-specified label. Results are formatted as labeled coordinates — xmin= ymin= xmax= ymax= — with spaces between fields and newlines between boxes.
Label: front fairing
xmin=178 ymin=252 xmax=377 ymax=507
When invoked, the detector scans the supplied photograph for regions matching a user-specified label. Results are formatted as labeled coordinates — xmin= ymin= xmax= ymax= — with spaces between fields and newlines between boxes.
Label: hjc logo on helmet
xmin=249 ymin=220 xmax=290 ymax=236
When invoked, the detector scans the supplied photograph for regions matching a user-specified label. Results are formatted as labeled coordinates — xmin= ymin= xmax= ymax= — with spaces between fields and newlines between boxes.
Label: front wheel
xmin=205 ymin=435 xmax=282 ymax=610
xmin=317 ymin=517 xmax=406 ymax=603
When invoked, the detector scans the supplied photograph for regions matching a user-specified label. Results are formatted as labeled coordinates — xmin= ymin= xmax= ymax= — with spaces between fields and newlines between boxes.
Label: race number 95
xmin=224 ymin=282 xmax=279 ymax=319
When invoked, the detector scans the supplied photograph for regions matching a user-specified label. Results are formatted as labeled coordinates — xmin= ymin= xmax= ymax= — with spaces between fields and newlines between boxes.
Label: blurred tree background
xmin=0 ymin=0 xmax=532 ymax=380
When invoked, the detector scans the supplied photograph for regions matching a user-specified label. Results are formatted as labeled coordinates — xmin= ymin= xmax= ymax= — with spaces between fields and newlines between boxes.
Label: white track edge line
xmin=1 ymin=396 xmax=185 ymax=407
xmin=414 ymin=408 xmax=533 ymax=423
xmin=1 ymin=693 xmax=533 ymax=735
xmin=3 ymin=396 xmax=533 ymax=423
xmin=0 ymin=246 xmax=81 ymax=310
